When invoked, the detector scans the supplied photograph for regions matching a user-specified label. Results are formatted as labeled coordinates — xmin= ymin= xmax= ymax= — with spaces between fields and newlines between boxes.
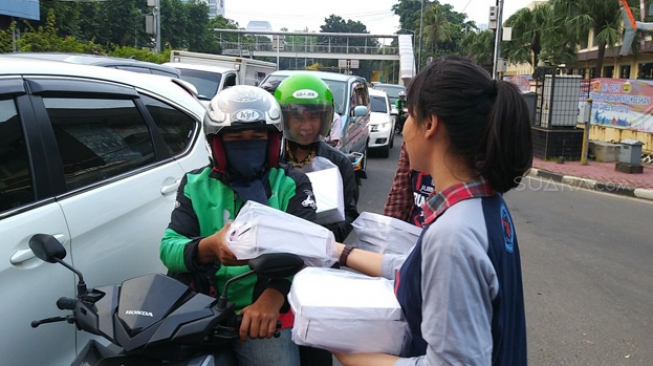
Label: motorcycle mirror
xmin=29 ymin=233 xmax=88 ymax=296
xmin=249 ymin=253 xmax=304 ymax=280
xmin=29 ymin=234 xmax=66 ymax=263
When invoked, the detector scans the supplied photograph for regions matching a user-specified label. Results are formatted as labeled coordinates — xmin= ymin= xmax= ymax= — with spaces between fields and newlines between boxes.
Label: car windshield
xmin=370 ymin=96 xmax=387 ymax=113
xmin=374 ymin=85 xmax=405 ymax=105
xmin=176 ymin=68 xmax=222 ymax=100
xmin=263 ymin=75 xmax=346 ymax=115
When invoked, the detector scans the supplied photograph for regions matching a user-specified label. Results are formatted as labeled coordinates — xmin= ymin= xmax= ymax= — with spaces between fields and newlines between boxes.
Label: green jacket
xmin=160 ymin=165 xmax=316 ymax=312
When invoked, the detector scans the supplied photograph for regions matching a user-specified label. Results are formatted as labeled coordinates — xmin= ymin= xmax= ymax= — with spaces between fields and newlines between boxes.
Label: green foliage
xmin=108 ymin=46 xmax=171 ymax=64
xmin=0 ymin=21 xmax=16 ymax=53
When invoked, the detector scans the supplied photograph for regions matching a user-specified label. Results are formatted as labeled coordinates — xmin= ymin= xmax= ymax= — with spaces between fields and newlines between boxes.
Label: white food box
xmin=226 ymin=201 xmax=337 ymax=267
xmin=352 ymin=212 xmax=422 ymax=255
xmin=302 ymin=157 xmax=345 ymax=225
xmin=289 ymin=267 xmax=411 ymax=355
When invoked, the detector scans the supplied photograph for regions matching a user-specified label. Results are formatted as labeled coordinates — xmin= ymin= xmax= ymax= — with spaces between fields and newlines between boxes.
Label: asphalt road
xmin=335 ymin=136 xmax=653 ymax=365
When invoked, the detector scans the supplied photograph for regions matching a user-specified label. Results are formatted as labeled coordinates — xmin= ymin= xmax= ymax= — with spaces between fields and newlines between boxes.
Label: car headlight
xmin=370 ymin=123 xmax=390 ymax=132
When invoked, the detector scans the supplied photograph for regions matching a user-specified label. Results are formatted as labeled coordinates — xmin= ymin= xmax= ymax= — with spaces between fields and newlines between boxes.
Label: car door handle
xmin=161 ymin=179 xmax=181 ymax=196
xmin=11 ymin=234 xmax=67 ymax=265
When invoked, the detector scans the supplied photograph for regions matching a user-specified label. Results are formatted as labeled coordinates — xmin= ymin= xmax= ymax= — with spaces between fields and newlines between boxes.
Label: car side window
xmin=224 ymin=73 xmax=237 ymax=88
xmin=354 ymin=82 xmax=369 ymax=107
xmin=43 ymin=97 xmax=155 ymax=191
xmin=0 ymin=98 xmax=35 ymax=212
xmin=349 ymin=81 xmax=370 ymax=117
xmin=140 ymin=94 xmax=197 ymax=157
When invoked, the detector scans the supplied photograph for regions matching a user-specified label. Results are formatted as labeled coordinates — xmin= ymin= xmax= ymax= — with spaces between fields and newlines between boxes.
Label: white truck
xmin=164 ymin=50 xmax=277 ymax=106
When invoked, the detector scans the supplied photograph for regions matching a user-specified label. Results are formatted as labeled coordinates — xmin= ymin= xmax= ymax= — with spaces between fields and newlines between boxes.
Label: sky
xmin=225 ymin=0 xmax=536 ymax=34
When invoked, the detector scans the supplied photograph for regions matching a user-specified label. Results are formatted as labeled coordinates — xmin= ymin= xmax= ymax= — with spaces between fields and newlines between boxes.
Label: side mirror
xmin=249 ymin=253 xmax=305 ymax=280
xmin=29 ymin=234 xmax=66 ymax=263
xmin=353 ymin=105 xmax=368 ymax=117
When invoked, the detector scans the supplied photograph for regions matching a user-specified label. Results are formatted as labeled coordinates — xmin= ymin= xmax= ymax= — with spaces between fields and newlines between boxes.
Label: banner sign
xmin=588 ymin=78 xmax=653 ymax=133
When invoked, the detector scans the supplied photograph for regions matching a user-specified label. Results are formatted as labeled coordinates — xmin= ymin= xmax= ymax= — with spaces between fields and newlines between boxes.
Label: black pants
xmin=396 ymin=114 xmax=407 ymax=133
xmin=299 ymin=345 xmax=333 ymax=366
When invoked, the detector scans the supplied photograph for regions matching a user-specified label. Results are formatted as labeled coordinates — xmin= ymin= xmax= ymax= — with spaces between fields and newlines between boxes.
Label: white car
xmin=163 ymin=62 xmax=240 ymax=107
xmin=367 ymin=88 xmax=395 ymax=158
xmin=0 ymin=58 xmax=209 ymax=366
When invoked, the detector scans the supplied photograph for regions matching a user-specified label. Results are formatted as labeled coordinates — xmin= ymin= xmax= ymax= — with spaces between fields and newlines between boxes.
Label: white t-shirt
xmin=327 ymin=113 xmax=343 ymax=143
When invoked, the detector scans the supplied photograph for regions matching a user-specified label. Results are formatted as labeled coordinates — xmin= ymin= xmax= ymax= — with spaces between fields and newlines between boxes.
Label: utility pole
xmin=417 ymin=0 xmax=424 ymax=73
xmin=491 ymin=0 xmax=504 ymax=80
xmin=155 ymin=0 xmax=161 ymax=54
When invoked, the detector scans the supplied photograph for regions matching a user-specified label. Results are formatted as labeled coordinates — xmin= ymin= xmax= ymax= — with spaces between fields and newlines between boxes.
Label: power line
xmin=461 ymin=0 xmax=475 ymax=13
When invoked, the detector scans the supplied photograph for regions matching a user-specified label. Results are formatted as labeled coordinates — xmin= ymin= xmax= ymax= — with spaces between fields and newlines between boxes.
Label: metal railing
xmin=217 ymin=41 xmax=398 ymax=55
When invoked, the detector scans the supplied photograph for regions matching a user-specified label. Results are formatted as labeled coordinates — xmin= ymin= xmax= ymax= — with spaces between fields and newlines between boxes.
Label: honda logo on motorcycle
xmin=125 ymin=310 xmax=154 ymax=317
xmin=234 ymin=109 xmax=262 ymax=122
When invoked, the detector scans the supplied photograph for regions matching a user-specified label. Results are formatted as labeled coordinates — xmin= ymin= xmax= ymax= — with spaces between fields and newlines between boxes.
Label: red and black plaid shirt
xmin=421 ymin=178 xmax=496 ymax=226
xmin=383 ymin=141 xmax=414 ymax=222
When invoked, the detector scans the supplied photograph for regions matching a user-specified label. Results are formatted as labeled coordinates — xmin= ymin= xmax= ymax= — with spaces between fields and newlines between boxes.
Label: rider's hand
xmin=238 ymin=288 xmax=285 ymax=342
xmin=197 ymin=222 xmax=247 ymax=266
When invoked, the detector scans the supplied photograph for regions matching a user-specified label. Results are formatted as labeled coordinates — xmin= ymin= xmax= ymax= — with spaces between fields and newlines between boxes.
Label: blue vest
xmin=395 ymin=194 xmax=527 ymax=365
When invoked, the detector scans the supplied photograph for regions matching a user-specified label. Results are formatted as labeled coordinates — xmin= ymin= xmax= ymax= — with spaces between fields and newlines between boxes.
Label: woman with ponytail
xmin=332 ymin=56 xmax=531 ymax=366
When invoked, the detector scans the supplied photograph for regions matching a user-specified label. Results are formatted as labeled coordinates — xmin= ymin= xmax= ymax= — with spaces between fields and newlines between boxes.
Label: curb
xmin=526 ymin=168 xmax=653 ymax=201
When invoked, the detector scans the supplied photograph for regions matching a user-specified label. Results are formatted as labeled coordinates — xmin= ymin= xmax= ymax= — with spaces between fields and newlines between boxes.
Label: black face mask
xmin=223 ymin=140 xmax=268 ymax=180
xmin=223 ymin=139 xmax=269 ymax=205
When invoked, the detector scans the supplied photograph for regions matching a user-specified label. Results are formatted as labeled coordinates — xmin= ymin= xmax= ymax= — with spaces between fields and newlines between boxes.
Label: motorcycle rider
xmin=265 ymin=74 xmax=359 ymax=366
xmin=395 ymin=91 xmax=407 ymax=134
xmin=160 ymin=85 xmax=316 ymax=366
xmin=274 ymin=74 xmax=360 ymax=243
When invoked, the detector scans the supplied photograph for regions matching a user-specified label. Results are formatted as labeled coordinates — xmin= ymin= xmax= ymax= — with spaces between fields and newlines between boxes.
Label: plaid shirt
xmin=421 ymin=178 xmax=496 ymax=226
xmin=383 ymin=140 xmax=414 ymax=222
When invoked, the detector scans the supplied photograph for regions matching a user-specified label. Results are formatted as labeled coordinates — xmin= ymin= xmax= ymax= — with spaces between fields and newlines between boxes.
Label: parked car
xmin=260 ymin=70 xmax=371 ymax=166
xmin=1 ymin=52 xmax=182 ymax=78
xmin=163 ymin=62 xmax=240 ymax=107
xmin=368 ymin=88 xmax=395 ymax=157
xmin=0 ymin=58 xmax=209 ymax=366
xmin=0 ymin=52 xmax=201 ymax=99
xmin=371 ymin=83 xmax=406 ymax=116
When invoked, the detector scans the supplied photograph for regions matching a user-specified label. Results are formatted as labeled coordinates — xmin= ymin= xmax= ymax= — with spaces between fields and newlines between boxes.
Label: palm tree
xmin=418 ymin=4 xmax=455 ymax=54
xmin=550 ymin=0 xmax=623 ymax=76
xmin=461 ymin=30 xmax=494 ymax=68
xmin=501 ymin=3 xmax=552 ymax=66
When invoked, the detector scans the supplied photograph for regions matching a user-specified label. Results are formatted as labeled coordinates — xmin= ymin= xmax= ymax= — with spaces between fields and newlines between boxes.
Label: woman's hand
xmin=238 ymin=288 xmax=285 ymax=342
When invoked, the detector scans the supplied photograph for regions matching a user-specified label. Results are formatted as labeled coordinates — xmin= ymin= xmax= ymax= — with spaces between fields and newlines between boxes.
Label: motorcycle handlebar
xmin=57 ymin=297 xmax=78 ymax=310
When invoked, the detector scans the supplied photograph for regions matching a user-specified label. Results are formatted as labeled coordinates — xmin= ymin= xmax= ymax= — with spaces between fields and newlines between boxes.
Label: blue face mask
xmin=223 ymin=139 xmax=268 ymax=180
xmin=223 ymin=139 xmax=270 ymax=206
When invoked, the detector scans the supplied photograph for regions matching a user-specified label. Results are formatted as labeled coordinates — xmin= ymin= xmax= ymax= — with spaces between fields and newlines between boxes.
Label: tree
xmin=318 ymin=15 xmax=379 ymax=78
xmin=461 ymin=30 xmax=494 ymax=68
xmin=549 ymin=0 xmax=624 ymax=76
xmin=501 ymin=4 xmax=551 ymax=66
xmin=419 ymin=4 xmax=455 ymax=53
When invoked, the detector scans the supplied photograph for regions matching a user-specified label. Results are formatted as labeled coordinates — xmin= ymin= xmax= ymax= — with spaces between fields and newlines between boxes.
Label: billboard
xmin=588 ymin=78 xmax=653 ymax=133
xmin=0 ymin=0 xmax=40 ymax=21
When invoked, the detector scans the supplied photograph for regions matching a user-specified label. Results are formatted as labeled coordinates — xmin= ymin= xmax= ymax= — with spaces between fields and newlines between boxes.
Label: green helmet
xmin=274 ymin=74 xmax=334 ymax=143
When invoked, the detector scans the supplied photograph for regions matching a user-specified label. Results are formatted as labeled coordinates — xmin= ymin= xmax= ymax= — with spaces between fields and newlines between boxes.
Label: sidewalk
xmin=528 ymin=158 xmax=653 ymax=201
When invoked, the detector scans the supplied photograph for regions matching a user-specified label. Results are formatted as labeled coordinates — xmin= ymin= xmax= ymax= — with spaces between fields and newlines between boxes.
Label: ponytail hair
xmin=406 ymin=56 xmax=533 ymax=193
xmin=477 ymin=80 xmax=533 ymax=193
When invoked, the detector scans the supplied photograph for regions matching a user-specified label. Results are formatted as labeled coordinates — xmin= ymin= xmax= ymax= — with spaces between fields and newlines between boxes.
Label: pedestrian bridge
xmin=213 ymin=29 xmax=415 ymax=83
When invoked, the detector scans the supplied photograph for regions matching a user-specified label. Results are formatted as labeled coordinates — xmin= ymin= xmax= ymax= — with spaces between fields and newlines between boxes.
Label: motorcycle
xmin=395 ymin=108 xmax=408 ymax=135
xmin=29 ymin=234 xmax=305 ymax=366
